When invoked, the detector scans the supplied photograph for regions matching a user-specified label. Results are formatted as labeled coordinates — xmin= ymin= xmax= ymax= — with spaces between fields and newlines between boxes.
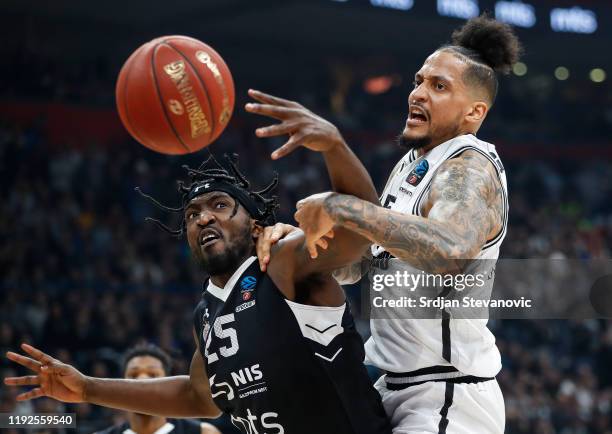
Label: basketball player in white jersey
xmin=247 ymin=15 xmax=521 ymax=434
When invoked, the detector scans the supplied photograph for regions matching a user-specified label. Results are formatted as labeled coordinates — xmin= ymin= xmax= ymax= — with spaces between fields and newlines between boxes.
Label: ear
xmin=465 ymin=101 xmax=488 ymax=124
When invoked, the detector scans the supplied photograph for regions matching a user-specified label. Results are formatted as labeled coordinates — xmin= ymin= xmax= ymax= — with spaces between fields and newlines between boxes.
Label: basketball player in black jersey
xmin=95 ymin=343 xmax=221 ymax=434
xmin=5 ymin=142 xmax=391 ymax=432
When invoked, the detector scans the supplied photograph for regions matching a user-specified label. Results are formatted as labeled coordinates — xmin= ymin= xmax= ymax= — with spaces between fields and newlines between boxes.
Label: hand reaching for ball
xmin=246 ymin=89 xmax=345 ymax=159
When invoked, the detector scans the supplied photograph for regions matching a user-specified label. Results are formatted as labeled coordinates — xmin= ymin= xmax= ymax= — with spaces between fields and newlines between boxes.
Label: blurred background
xmin=1 ymin=0 xmax=611 ymax=433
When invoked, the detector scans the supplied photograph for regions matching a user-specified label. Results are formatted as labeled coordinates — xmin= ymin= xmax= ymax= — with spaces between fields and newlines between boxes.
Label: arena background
xmin=1 ymin=0 xmax=611 ymax=433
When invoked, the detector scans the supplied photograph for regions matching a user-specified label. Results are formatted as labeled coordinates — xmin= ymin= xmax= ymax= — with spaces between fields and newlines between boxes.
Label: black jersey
xmin=95 ymin=418 xmax=202 ymax=434
xmin=193 ymin=257 xmax=391 ymax=434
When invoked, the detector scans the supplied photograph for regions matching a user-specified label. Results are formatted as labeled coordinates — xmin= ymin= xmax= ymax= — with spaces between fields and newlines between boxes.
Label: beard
xmin=398 ymin=118 xmax=464 ymax=151
xmin=398 ymin=133 xmax=432 ymax=150
xmin=192 ymin=222 xmax=253 ymax=277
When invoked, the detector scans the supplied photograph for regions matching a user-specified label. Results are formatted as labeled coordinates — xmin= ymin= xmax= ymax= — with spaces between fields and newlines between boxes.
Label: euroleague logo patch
xmin=407 ymin=159 xmax=429 ymax=186
xmin=240 ymin=276 xmax=257 ymax=301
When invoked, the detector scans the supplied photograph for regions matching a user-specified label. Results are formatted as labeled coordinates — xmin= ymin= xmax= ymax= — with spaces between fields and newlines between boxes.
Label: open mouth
xmin=407 ymin=106 xmax=428 ymax=125
xmin=200 ymin=229 xmax=222 ymax=248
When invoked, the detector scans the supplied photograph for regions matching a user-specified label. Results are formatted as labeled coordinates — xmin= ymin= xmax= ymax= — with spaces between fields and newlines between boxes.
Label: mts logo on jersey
xmin=231 ymin=409 xmax=284 ymax=434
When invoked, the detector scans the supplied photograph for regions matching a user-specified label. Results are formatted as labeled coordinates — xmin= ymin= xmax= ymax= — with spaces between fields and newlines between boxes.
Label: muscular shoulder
xmin=427 ymin=150 xmax=499 ymax=206
xmin=265 ymin=230 xmax=305 ymax=298
xmin=423 ymin=149 xmax=503 ymax=240
xmin=266 ymin=229 xmax=344 ymax=306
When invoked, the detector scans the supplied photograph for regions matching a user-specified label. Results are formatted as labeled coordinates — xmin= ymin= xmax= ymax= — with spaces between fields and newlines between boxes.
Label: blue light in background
xmin=370 ymin=0 xmax=414 ymax=11
xmin=551 ymin=7 xmax=597 ymax=34
xmin=495 ymin=1 xmax=536 ymax=28
xmin=437 ymin=0 xmax=479 ymax=19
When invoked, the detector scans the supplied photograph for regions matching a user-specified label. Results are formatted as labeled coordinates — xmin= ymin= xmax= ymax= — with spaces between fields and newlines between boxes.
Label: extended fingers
xmin=16 ymin=388 xmax=44 ymax=401
xmin=306 ymin=240 xmax=319 ymax=259
xmin=315 ymin=238 xmax=329 ymax=250
xmin=6 ymin=351 xmax=42 ymax=373
xmin=313 ymin=230 xmax=334 ymax=253
xmin=271 ymin=133 xmax=304 ymax=160
xmin=245 ymin=103 xmax=297 ymax=120
xmin=257 ymin=224 xmax=297 ymax=271
xmin=247 ymin=89 xmax=300 ymax=107
xmin=257 ymin=227 xmax=275 ymax=271
xmin=255 ymin=122 xmax=299 ymax=138
xmin=4 ymin=375 xmax=40 ymax=386
xmin=21 ymin=343 xmax=54 ymax=364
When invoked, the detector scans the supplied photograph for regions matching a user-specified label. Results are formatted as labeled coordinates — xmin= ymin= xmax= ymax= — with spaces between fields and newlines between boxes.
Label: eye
xmin=413 ymin=79 xmax=422 ymax=88
xmin=186 ymin=211 xmax=198 ymax=220
xmin=215 ymin=201 xmax=229 ymax=209
xmin=435 ymin=82 xmax=445 ymax=91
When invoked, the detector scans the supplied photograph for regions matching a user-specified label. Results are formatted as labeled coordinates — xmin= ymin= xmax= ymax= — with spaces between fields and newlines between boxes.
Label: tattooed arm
xmin=295 ymin=150 xmax=504 ymax=274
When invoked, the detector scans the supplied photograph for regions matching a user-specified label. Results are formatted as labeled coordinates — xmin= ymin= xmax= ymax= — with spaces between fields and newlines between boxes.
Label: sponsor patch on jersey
xmin=240 ymin=275 xmax=257 ymax=290
xmin=240 ymin=276 xmax=257 ymax=300
xmin=406 ymin=159 xmax=429 ymax=186
xmin=399 ymin=186 xmax=413 ymax=196
xmin=236 ymin=300 xmax=255 ymax=313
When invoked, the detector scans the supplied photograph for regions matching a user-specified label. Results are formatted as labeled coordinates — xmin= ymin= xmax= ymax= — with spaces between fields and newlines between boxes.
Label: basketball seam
xmin=164 ymin=40 xmax=217 ymax=141
xmin=151 ymin=43 xmax=192 ymax=154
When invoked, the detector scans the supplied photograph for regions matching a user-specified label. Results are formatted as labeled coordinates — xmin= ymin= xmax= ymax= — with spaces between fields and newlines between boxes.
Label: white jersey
xmin=364 ymin=134 xmax=508 ymax=378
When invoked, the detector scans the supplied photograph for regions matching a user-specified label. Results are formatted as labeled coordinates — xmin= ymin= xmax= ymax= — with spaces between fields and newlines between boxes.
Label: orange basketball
xmin=115 ymin=35 xmax=235 ymax=155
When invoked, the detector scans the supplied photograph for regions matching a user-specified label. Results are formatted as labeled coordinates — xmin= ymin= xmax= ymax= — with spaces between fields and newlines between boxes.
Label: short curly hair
xmin=121 ymin=342 xmax=173 ymax=375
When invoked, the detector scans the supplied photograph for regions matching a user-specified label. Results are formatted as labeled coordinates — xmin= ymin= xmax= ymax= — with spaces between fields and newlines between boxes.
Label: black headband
xmin=185 ymin=179 xmax=276 ymax=226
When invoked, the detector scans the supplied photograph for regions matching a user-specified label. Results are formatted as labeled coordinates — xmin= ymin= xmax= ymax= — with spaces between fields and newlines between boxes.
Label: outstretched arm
xmin=86 ymin=339 xmax=220 ymax=418
xmin=247 ymin=90 xmax=378 ymax=275
xmin=4 ymin=337 xmax=220 ymax=418
xmin=294 ymin=151 xmax=504 ymax=274
xmin=246 ymin=89 xmax=378 ymax=205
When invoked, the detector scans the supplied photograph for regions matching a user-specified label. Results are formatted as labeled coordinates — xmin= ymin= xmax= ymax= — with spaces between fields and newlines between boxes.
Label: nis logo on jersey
xmin=210 ymin=364 xmax=268 ymax=402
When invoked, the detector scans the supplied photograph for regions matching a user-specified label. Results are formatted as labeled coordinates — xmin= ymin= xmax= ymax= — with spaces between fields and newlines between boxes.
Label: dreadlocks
xmin=136 ymin=153 xmax=279 ymax=237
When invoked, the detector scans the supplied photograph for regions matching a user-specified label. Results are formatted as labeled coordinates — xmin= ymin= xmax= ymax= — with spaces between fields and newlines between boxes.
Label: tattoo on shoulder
xmin=323 ymin=150 xmax=505 ymax=273
xmin=429 ymin=150 xmax=504 ymax=238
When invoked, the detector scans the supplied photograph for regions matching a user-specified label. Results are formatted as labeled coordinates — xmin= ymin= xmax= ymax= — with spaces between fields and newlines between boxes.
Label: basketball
xmin=115 ymin=35 xmax=235 ymax=155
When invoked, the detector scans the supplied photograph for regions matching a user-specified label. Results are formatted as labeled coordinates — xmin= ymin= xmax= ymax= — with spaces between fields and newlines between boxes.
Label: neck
xmin=209 ymin=252 xmax=253 ymax=288
xmin=128 ymin=413 xmax=167 ymax=434
xmin=210 ymin=272 xmax=233 ymax=288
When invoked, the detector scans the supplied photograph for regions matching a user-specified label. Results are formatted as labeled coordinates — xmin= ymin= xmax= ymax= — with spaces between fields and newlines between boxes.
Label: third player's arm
xmin=317 ymin=151 xmax=504 ymax=274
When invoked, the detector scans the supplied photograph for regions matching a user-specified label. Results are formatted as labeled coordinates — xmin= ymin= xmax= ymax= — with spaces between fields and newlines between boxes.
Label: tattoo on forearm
xmin=323 ymin=151 xmax=504 ymax=274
